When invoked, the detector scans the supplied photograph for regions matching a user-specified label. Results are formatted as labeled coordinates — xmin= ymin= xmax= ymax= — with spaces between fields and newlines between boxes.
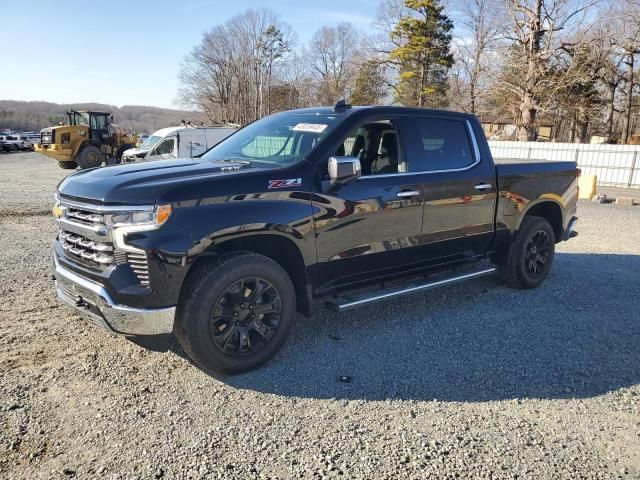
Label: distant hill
xmin=0 ymin=100 xmax=208 ymax=134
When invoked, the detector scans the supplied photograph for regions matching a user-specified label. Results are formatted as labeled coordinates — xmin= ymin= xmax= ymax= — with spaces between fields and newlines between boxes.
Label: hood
xmin=122 ymin=147 xmax=148 ymax=157
xmin=57 ymin=158 xmax=257 ymax=205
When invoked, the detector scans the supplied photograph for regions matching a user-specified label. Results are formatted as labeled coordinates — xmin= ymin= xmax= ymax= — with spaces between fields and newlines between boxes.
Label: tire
xmin=58 ymin=161 xmax=78 ymax=170
xmin=497 ymin=215 xmax=556 ymax=289
xmin=175 ymin=252 xmax=296 ymax=375
xmin=76 ymin=145 xmax=103 ymax=169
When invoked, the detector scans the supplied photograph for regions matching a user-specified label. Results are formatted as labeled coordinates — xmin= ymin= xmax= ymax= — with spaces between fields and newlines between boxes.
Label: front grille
xmin=56 ymin=199 xmax=152 ymax=288
xmin=59 ymin=230 xmax=114 ymax=266
xmin=66 ymin=207 xmax=105 ymax=225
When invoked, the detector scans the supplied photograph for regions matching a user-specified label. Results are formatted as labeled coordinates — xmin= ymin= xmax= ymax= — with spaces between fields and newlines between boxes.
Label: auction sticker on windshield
xmin=292 ymin=123 xmax=327 ymax=133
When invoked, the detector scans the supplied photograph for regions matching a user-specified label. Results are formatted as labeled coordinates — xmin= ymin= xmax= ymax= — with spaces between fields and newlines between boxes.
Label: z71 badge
xmin=268 ymin=178 xmax=302 ymax=189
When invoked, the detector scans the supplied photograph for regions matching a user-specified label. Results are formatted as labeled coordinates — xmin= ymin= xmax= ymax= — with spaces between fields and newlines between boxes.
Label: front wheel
xmin=497 ymin=215 xmax=555 ymax=289
xmin=175 ymin=252 xmax=296 ymax=375
xmin=76 ymin=145 xmax=103 ymax=169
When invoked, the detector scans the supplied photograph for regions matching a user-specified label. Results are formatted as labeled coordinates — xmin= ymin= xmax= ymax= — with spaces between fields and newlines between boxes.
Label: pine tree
xmin=390 ymin=0 xmax=454 ymax=108
xmin=350 ymin=61 xmax=387 ymax=105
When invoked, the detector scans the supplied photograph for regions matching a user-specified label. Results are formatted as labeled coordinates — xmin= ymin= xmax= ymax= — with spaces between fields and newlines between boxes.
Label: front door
xmin=151 ymin=137 xmax=177 ymax=160
xmin=311 ymin=118 xmax=427 ymax=292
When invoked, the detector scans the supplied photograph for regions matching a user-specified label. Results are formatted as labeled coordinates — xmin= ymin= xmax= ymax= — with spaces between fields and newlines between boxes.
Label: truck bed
xmin=493 ymin=156 xmax=575 ymax=165
xmin=494 ymin=157 xmax=576 ymax=177
xmin=493 ymin=157 xmax=578 ymax=233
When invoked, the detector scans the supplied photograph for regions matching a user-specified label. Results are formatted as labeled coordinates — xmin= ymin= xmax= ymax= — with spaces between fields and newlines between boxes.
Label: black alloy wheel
xmin=524 ymin=230 xmax=552 ymax=278
xmin=175 ymin=252 xmax=296 ymax=374
xmin=496 ymin=215 xmax=556 ymax=289
xmin=209 ymin=277 xmax=282 ymax=357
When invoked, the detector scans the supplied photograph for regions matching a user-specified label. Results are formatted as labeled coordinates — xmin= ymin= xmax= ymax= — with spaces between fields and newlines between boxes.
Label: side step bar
xmin=325 ymin=267 xmax=496 ymax=312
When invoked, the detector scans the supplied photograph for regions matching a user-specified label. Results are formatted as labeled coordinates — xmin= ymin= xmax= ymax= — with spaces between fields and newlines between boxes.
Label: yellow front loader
xmin=35 ymin=111 xmax=137 ymax=169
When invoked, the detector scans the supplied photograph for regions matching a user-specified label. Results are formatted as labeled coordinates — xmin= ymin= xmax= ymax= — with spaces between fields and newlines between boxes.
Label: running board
xmin=325 ymin=267 xmax=496 ymax=312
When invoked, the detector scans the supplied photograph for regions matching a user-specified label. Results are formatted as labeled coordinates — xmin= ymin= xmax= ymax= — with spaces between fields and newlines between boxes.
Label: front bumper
xmin=54 ymin=256 xmax=175 ymax=336
xmin=35 ymin=143 xmax=73 ymax=161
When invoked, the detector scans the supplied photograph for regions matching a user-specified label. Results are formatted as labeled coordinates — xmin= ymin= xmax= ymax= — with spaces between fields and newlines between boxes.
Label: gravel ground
xmin=1 ymin=152 xmax=639 ymax=479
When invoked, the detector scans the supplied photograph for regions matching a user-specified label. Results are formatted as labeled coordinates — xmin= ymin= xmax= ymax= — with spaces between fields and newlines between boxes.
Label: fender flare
xmin=516 ymin=195 xmax=566 ymax=235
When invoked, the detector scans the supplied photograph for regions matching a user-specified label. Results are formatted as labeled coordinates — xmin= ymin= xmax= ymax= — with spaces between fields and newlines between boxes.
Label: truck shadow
xmin=193 ymin=253 xmax=640 ymax=402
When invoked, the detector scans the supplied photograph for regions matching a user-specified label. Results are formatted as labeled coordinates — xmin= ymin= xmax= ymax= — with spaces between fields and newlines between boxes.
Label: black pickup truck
xmin=52 ymin=104 xmax=578 ymax=374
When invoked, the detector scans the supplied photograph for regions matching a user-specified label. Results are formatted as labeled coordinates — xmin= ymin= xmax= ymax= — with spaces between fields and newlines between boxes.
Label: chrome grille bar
xmin=55 ymin=195 xmax=152 ymax=287
xmin=127 ymin=252 xmax=150 ymax=286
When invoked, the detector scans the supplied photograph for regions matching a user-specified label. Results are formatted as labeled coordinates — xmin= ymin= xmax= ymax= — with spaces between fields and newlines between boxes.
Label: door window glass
xmin=90 ymin=115 xmax=108 ymax=130
xmin=411 ymin=118 xmax=475 ymax=171
xmin=154 ymin=138 xmax=175 ymax=155
xmin=334 ymin=120 xmax=404 ymax=176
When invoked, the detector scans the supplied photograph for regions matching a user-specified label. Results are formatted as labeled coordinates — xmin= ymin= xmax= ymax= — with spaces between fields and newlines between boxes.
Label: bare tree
xmin=615 ymin=0 xmax=640 ymax=143
xmin=306 ymin=23 xmax=360 ymax=105
xmin=178 ymin=9 xmax=295 ymax=124
xmin=588 ymin=18 xmax=627 ymax=142
xmin=453 ymin=0 xmax=505 ymax=114
xmin=503 ymin=0 xmax=598 ymax=140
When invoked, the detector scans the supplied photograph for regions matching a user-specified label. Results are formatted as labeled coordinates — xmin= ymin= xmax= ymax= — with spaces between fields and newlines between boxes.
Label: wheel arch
xmin=519 ymin=198 xmax=564 ymax=242
xmin=186 ymin=232 xmax=311 ymax=316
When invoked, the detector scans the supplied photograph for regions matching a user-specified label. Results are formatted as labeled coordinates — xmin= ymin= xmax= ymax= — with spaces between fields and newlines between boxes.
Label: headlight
xmin=103 ymin=204 xmax=172 ymax=227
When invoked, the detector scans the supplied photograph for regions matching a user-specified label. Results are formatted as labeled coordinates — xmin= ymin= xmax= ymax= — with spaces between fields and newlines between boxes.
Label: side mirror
xmin=328 ymin=156 xmax=361 ymax=183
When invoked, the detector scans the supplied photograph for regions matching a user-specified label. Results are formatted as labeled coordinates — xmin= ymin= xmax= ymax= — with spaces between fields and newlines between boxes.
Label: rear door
xmin=178 ymin=130 xmax=207 ymax=158
xmin=205 ymin=128 xmax=236 ymax=149
xmin=402 ymin=115 xmax=496 ymax=260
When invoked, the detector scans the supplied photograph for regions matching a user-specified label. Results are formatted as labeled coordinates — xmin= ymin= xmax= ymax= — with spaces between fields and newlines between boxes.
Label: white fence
xmin=488 ymin=141 xmax=640 ymax=189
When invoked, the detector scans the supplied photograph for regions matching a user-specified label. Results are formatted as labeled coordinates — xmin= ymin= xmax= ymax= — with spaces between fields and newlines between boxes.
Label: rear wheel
xmin=76 ymin=145 xmax=103 ymax=169
xmin=497 ymin=215 xmax=555 ymax=289
xmin=57 ymin=161 xmax=78 ymax=170
xmin=175 ymin=252 xmax=296 ymax=375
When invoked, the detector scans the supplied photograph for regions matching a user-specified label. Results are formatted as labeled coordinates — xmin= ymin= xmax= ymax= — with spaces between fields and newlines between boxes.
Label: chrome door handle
xmin=396 ymin=190 xmax=420 ymax=198
xmin=474 ymin=183 xmax=492 ymax=191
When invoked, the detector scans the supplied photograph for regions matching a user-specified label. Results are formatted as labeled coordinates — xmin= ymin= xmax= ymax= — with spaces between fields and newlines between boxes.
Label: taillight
xmin=576 ymin=168 xmax=581 ymax=198
xmin=576 ymin=168 xmax=581 ymax=177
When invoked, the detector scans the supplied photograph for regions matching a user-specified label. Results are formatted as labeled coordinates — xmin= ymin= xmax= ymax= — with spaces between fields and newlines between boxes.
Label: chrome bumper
xmin=563 ymin=216 xmax=578 ymax=241
xmin=54 ymin=257 xmax=175 ymax=336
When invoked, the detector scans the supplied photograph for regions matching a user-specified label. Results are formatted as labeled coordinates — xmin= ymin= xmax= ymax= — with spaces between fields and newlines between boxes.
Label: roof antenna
xmin=334 ymin=98 xmax=351 ymax=112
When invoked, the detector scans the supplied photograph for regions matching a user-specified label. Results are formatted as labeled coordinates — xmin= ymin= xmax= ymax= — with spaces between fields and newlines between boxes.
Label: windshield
xmin=141 ymin=135 xmax=162 ymax=149
xmin=70 ymin=112 xmax=90 ymax=126
xmin=201 ymin=113 xmax=342 ymax=166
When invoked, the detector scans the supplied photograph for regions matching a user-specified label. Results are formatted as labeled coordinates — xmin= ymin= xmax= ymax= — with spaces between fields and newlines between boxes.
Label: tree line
xmin=178 ymin=0 xmax=640 ymax=143
xmin=0 ymin=100 xmax=207 ymax=134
